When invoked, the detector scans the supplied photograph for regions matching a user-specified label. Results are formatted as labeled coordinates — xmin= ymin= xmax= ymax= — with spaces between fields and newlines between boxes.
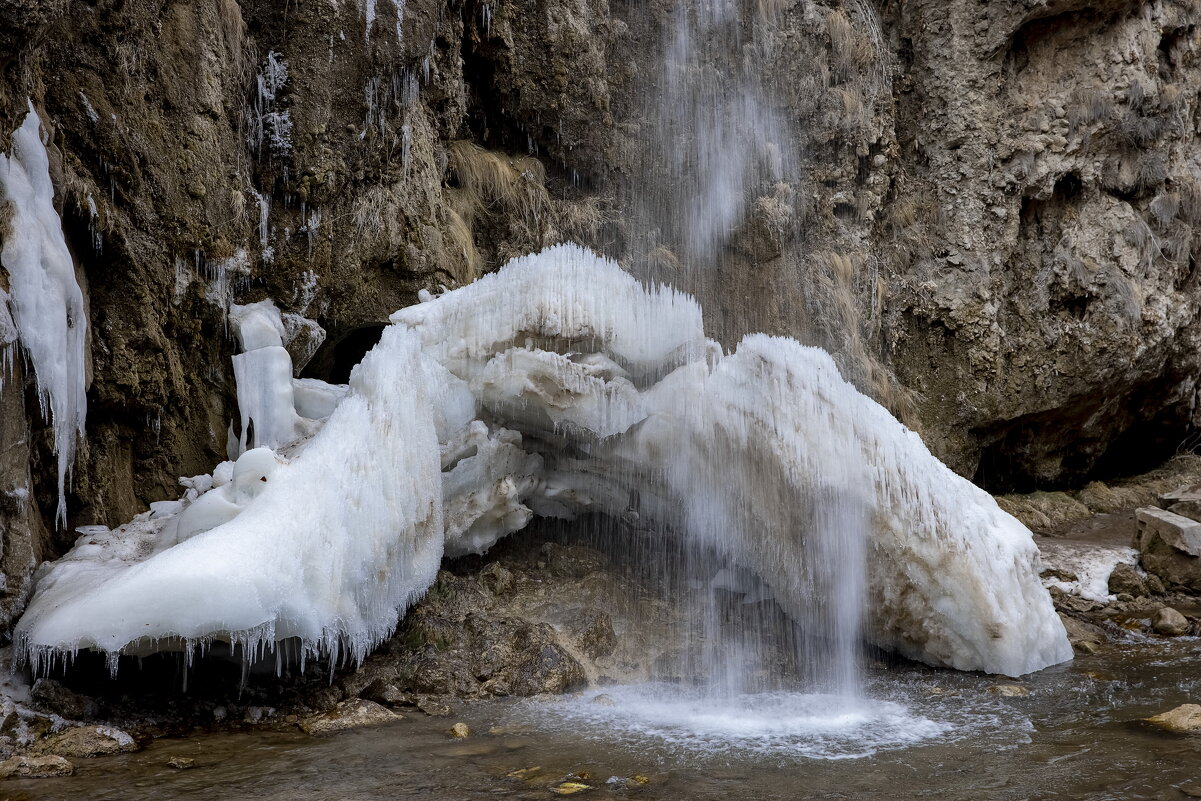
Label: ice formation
xmin=15 ymin=245 xmax=1071 ymax=677
xmin=0 ymin=101 xmax=88 ymax=525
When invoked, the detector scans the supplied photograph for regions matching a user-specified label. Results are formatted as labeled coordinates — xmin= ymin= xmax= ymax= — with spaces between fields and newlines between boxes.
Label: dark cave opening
xmin=300 ymin=324 xmax=388 ymax=385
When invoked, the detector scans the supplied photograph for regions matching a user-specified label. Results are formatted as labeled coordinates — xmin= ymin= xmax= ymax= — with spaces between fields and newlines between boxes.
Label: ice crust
xmin=15 ymin=244 xmax=1071 ymax=676
xmin=0 ymin=102 xmax=89 ymax=526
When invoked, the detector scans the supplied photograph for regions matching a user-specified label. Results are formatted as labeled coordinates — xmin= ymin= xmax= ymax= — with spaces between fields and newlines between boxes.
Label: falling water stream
xmin=10 ymin=0 xmax=1183 ymax=796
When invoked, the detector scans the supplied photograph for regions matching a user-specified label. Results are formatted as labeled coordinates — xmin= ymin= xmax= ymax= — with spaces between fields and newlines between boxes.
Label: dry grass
xmin=811 ymin=249 xmax=918 ymax=425
xmin=1068 ymin=87 xmax=1114 ymax=130
xmin=1151 ymin=192 xmax=1180 ymax=227
xmin=826 ymin=8 xmax=876 ymax=84
xmin=442 ymin=205 xmax=481 ymax=284
xmin=447 ymin=140 xmax=549 ymax=231
xmin=1177 ymin=174 xmax=1201 ymax=225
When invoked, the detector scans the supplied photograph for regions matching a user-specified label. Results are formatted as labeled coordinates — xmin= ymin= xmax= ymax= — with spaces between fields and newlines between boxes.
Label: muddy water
xmin=7 ymin=638 xmax=1201 ymax=801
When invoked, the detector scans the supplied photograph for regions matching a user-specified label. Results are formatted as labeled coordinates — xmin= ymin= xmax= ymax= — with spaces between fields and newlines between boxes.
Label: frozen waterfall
xmin=0 ymin=102 xmax=89 ymax=527
xmin=15 ymin=244 xmax=1071 ymax=677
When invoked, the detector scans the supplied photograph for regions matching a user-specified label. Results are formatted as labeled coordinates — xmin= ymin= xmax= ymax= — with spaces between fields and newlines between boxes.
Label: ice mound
xmin=15 ymin=244 xmax=1071 ymax=676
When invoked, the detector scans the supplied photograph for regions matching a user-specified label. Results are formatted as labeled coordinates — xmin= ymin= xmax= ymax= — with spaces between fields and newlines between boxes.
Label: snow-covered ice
xmin=15 ymin=244 xmax=1071 ymax=677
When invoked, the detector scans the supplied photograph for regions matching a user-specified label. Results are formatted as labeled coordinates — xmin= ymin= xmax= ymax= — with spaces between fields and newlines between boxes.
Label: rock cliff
xmin=0 ymin=0 xmax=1199 ymax=632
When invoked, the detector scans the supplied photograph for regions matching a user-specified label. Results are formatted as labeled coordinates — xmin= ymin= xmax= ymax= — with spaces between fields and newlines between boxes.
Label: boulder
xmin=1107 ymin=563 xmax=1149 ymax=597
xmin=1152 ymin=607 xmax=1191 ymax=636
xmin=1158 ymin=484 xmax=1201 ymax=507
xmin=1169 ymin=500 xmax=1201 ymax=524
xmin=1134 ymin=508 xmax=1201 ymax=591
xmin=1145 ymin=704 xmax=1201 ymax=734
xmin=1057 ymin=613 xmax=1105 ymax=653
xmin=33 ymin=726 xmax=137 ymax=758
xmin=299 ymin=700 xmax=404 ymax=736
xmin=0 ymin=754 xmax=74 ymax=778
xmin=30 ymin=679 xmax=98 ymax=720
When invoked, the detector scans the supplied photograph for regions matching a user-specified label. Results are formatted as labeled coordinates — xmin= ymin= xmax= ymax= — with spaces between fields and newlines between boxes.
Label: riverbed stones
xmin=989 ymin=685 xmax=1030 ymax=697
xmin=448 ymin=722 xmax=470 ymax=738
xmin=0 ymin=754 xmax=74 ymax=778
xmin=167 ymin=756 xmax=196 ymax=769
xmin=1145 ymin=704 xmax=1201 ymax=734
xmin=1134 ymin=508 xmax=1201 ymax=591
xmin=299 ymin=700 xmax=404 ymax=736
xmin=33 ymin=725 xmax=137 ymax=758
xmin=1152 ymin=607 xmax=1191 ymax=636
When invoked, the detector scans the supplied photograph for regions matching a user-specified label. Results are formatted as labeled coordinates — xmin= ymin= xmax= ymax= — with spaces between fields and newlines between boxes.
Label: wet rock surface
xmin=32 ymin=726 xmax=138 ymax=759
xmin=298 ymin=700 xmax=404 ymax=736
xmin=1145 ymin=704 xmax=1201 ymax=734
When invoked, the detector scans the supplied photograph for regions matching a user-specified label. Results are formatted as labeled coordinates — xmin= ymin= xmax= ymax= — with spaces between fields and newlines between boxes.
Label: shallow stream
xmin=8 ymin=637 xmax=1201 ymax=801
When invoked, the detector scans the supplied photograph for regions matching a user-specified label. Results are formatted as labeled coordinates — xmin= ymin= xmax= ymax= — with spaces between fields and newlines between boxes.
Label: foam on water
xmin=522 ymin=682 xmax=1021 ymax=761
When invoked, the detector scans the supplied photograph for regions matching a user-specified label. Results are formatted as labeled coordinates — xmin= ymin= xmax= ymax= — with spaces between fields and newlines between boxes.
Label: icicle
xmin=0 ymin=101 xmax=88 ymax=526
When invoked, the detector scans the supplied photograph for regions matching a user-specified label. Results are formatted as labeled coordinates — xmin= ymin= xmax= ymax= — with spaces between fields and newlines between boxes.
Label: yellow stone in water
xmin=989 ymin=685 xmax=1030 ymax=697
xmin=506 ymin=766 xmax=542 ymax=780
xmin=1145 ymin=704 xmax=1201 ymax=733
xmin=550 ymin=782 xmax=593 ymax=795
xmin=632 ymin=775 xmax=650 ymax=784
xmin=449 ymin=722 xmax=470 ymax=738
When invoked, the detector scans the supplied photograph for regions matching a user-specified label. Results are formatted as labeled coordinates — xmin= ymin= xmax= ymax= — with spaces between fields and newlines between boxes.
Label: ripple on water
xmin=517 ymin=682 xmax=1031 ymax=762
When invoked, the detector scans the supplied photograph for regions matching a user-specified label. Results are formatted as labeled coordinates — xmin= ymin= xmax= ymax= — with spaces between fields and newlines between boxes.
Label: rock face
xmin=0 ymin=0 xmax=1198 ymax=654
xmin=393 ymin=571 xmax=588 ymax=698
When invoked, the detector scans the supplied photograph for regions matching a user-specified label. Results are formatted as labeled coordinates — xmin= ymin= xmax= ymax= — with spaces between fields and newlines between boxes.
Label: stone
xmin=1145 ymin=704 xmax=1201 ymax=734
xmin=0 ymin=754 xmax=74 ymax=778
xmin=1170 ymin=499 xmax=1201 ymax=524
xmin=479 ymin=563 xmax=515 ymax=595
xmin=1152 ymin=607 xmax=1191 ymax=636
xmin=550 ymin=781 xmax=594 ymax=795
xmin=416 ymin=696 xmax=453 ymax=717
xmin=34 ymin=725 xmax=137 ymax=758
xmin=1158 ymin=484 xmax=1201 ymax=507
xmin=541 ymin=543 xmax=608 ymax=578
xmin=1107 ymin=563 xmax=1148 ymax=597
xmin=361 ymin=680 xmax=414 ymax=708
xmin=167 ymin=756 xmax=196 ymax=769
xmin=988 ymin=685 xmax=1030 ymax=697
xmin=449 ymin=722 xmax=470 ymax=738
xmin=1135 ymin=507 xmax=1201 ymax=591
xmin=589 ymin=694 xmax=616 ymax=706
xmin=299 ymin=700 xmax=404 ymax=736
xmin=30 ymin=679 xmax=99 ymax=720
xmin=1058 ymin=613 xmax=1106 ymax=653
